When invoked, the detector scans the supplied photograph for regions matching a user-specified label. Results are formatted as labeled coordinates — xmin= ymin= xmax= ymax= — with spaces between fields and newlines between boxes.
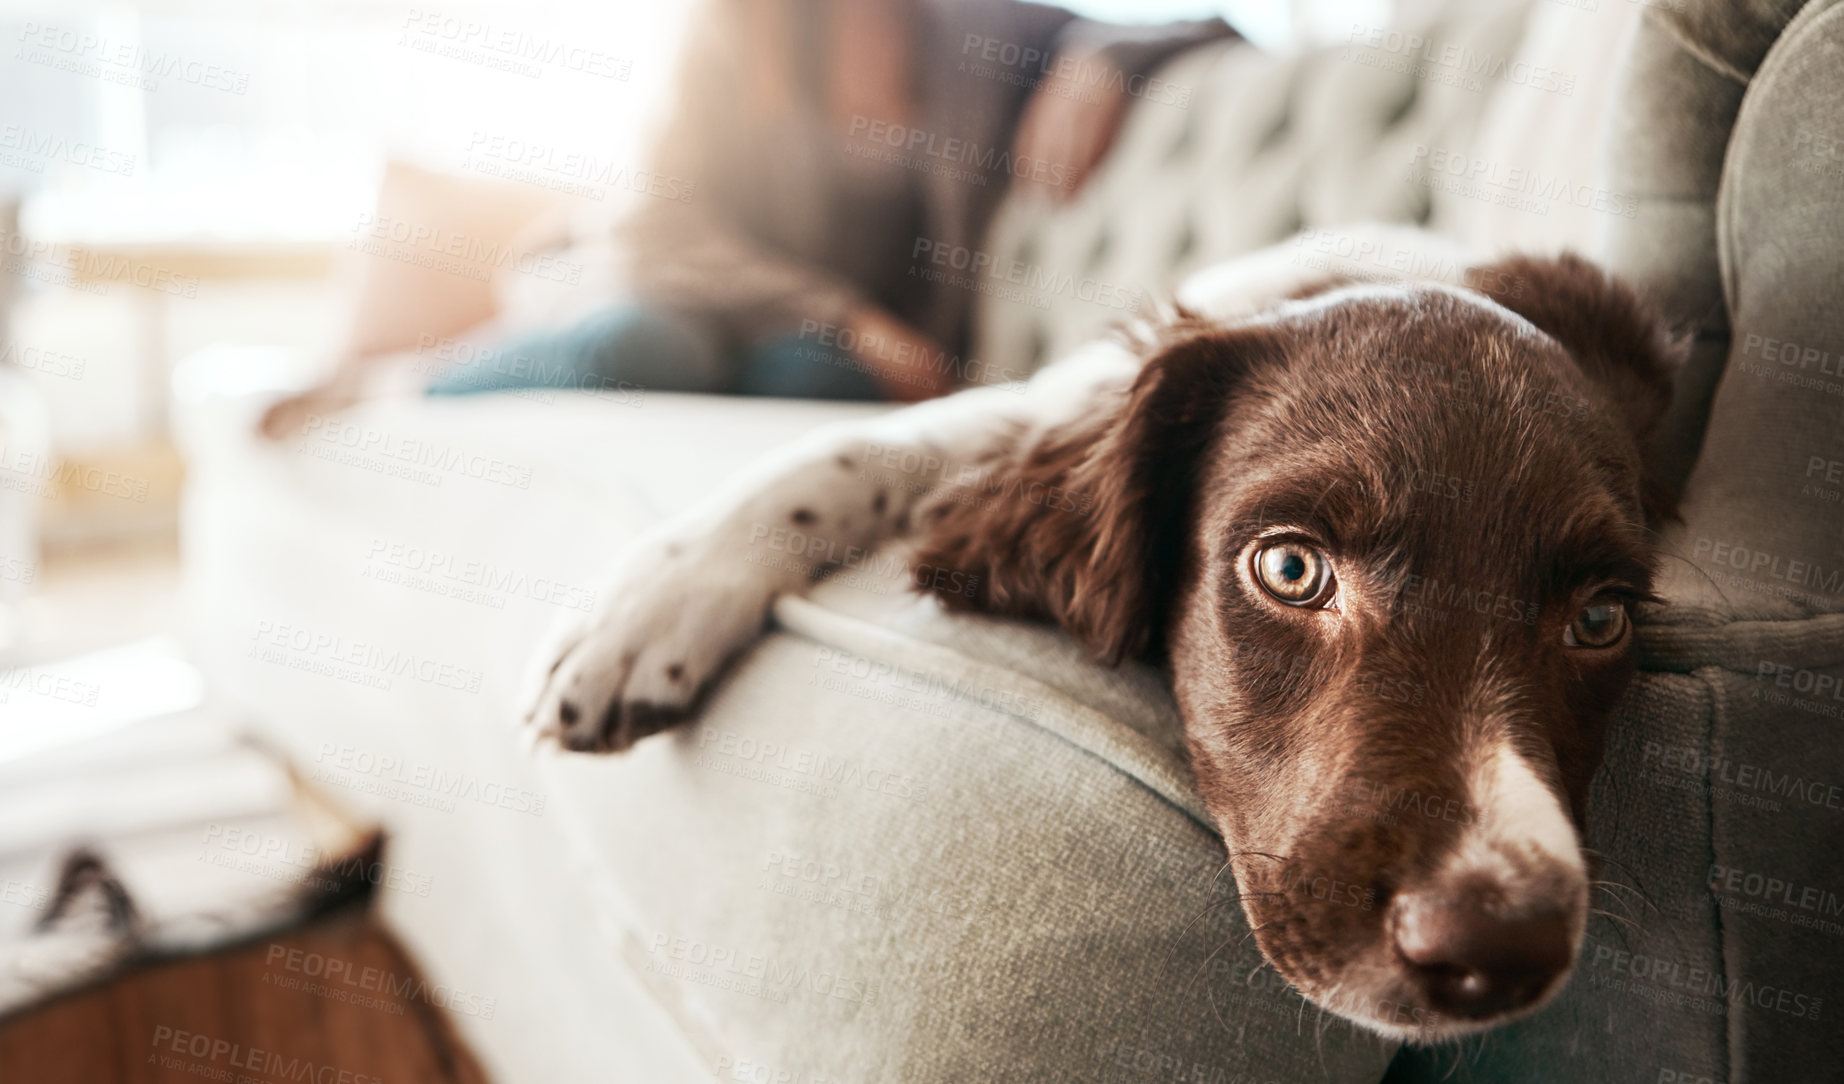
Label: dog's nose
xmin=1391 ymin=888 xmax=1573 ymax=1019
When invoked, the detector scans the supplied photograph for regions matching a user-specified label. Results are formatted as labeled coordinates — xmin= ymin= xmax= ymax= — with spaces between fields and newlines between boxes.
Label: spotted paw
xmin=520 ymin=536 xmax=776 ymax=753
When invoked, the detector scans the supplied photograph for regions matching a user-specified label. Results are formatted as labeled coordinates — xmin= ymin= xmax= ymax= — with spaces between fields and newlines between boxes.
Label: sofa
xmin=174 ymin=0 xmax=1844 ymax=1080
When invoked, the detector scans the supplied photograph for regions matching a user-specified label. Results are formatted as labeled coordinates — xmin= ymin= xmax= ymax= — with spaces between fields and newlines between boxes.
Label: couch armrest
xmin=1647 ymin=0 xmax=1844 ymax=622
xmin=1656 ymin=4 xmax=1844 ymax=1082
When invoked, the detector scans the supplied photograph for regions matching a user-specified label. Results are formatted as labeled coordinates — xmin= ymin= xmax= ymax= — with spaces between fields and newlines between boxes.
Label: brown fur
xmin=914 ymin=317 xmax=1264 ymax=663
xmin=912 ymin=254 xmax=1685 ymax=1035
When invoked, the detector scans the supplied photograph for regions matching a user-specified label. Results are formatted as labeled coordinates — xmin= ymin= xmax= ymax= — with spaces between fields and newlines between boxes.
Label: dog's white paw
xmin=521 ymin=537 xmax=775 ymax=753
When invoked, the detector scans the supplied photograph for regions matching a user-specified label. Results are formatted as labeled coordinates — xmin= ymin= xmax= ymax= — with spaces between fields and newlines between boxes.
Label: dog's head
xmin=918 ymin=253 xmax=1684 ymax=1040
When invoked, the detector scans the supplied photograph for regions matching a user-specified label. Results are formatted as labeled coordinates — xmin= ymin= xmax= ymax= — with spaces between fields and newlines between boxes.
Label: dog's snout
xmin=1390 ymin=886 xmax=1573 ymax=1019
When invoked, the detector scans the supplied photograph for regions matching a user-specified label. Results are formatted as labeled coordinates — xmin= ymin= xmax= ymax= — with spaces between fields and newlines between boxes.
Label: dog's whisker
xmin=1189 ymin=916 xmax=1281 ymax=1008
xmin=1588 ymin=906 xmax=1640 ymax=934
xmin=1201 ymin=946 xmax=1236 ymax=1038
xmin=1651 ymin=544 xmax=1732 ymax=606
xmin=1582 ymin=851 xmax=1663 ymax=915
xmin=1294 ymin=967 xmax=1317 ymax=1035
xmin=1211 ymin=854 xmax=1293 ymax=905
xmin=1158 ymin=891 xmax=1287 ymax=980
xmin=1312 ymin=980 xmax=1346 ymax=1069
xmin=1435 ymin=1037 xmax=1470 ymax=1082
xmin=1224 ymin=850 xmax=1291 ymax=868
xmin=1206 ymin=855 xmax=1236 ymax=899
xmin=1587 ymin=879 xmax=1645 ymax=922
xmin=1580 ymin=928 xmax=1640 ymax=960
xmin=1587 ymin=877 xmax=1642 ymax=897
xmin=1591 ymin=850 xmax=1712 ymax=962
xmin=1231 ymin=919 xmax=1270 ymax=960
xmin=1158 ymin=851 xmax=1296 ymax=981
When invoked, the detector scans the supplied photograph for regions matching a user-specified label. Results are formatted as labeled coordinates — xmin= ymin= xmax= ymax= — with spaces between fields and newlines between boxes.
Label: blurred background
xmin=0 ymin=0 xmax=1384 ymax=673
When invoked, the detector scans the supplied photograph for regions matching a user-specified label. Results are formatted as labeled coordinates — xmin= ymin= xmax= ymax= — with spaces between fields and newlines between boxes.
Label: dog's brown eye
xmin=1565 ymin=601 xmax=1628 ymax=648
xmin=1254 ymin=543 xmax=1332 ymax=607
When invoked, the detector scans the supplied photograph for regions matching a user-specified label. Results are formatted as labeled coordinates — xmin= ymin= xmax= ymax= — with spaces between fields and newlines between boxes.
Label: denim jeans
xmin=425 ymin=304 xmax=884 ymax=401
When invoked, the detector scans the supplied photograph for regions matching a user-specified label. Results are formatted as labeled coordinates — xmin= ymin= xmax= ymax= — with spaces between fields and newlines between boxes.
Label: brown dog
xmin=522 ymin=243 xmax=1682 ymax=1040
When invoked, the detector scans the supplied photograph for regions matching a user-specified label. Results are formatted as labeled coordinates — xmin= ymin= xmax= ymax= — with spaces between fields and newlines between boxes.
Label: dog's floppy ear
xmin=1464 ymin=253 xmax=1687 ymax=443
xmin=914 ymin=322 xmax=1262 ymax=664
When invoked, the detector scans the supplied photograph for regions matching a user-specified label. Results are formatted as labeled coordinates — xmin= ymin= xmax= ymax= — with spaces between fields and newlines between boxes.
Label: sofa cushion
xmin=1681 ymin=4 xmax=1844 ymax=1075
xmin=544 ymin=589 xmax=1399 ymax=1081
xmin=1600 ymin=0 xmax=1814 ymax=498
xmin=1659 ymin=0 xmax=1844 ymax=622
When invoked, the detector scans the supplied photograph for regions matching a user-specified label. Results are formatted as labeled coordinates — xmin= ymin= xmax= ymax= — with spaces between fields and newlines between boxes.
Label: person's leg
xmin=733 ymin=335 xmax=885 ymax=401
xmin=425 ymin=303 xmax=727 ymax=396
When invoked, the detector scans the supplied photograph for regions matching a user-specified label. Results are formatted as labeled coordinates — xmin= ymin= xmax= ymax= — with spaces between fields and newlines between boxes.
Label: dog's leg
xmin=522 ymin=343 xmax=1139 ymax=752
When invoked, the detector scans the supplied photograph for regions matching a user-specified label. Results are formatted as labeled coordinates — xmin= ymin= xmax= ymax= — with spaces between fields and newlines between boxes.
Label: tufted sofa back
xmin=970 ymin=0 xmax=1653 ymax=375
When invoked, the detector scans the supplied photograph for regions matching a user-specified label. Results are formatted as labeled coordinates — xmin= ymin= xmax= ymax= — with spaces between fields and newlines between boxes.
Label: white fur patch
xmin=1448 ymin=744 xmax=1584 ymax=887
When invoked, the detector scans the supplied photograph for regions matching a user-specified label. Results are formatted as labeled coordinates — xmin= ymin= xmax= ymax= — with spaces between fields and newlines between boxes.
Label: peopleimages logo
xmin=462 ymin=132 xmax=696 ymax=203
xmin=1393 ymin=573 xmax=1540 ymax=625
xmin=400 ymin=8 xmax=633 ymax=80
xmin=264 ymin=943 xmax=498 ymax=1018
xmin=0 ymin=664 xmax=102 ymax=707
xmin=314 ymin=742 xmax=547 ymax=816
xmin=0 ymin=122 xmax=136 ymax=175
xmin=847 ymin=115 xmax=1073 ymax=189
xmin=149 ymin=1026 xmax=380 ymax=1083
xmin=1693 ymin=537 xmax=1843 ymax=598
xmin=958 ymin=34 xmax=1196 ymax=107
xmin=297 ymin=414 xmax=534 ymax=490
xmin=1757 ymin=660 xmax=1844 ymax=705
xmin=0 ymin=342 xmax=86 ymax=380
xmin=909 ymin=237 xmax=1142 ymax=312
xmin=247 ymin=620 xmax=484 ymax=694
xmin=15 ymin=22 xmax=251 ymax=95
xmin=1709 ymin=864 xmax=1843 ymax=918
xmin=1344 ymin=25 xmax=1576 ymax=95
xmin=1638 ymin=740 xmax=1844 ymax=814
xmin=362 ymin=537 xmax=597 ymax=613
xmin=1408 ymin=144 xmax=1637 ymax=218
xmin=1587 ymin=945 xmax=1824 ymax=1020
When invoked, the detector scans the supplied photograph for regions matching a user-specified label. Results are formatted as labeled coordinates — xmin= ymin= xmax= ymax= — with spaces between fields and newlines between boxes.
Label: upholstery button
xmin=1257 ymin=113 xmax=1290 ymax=152
xmin=1084 ymin=231 xmax=1112 ymax=275
xmin=1167 ymin=120 xmax=1195 ymax=161
xmin=1014 ymin=233 xmax=1038 ymax=270
xmin=1171 ymin=221 xmax=1197 ymax=265
xmin=1384 ymin=88 xmax=1417 ymax=127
